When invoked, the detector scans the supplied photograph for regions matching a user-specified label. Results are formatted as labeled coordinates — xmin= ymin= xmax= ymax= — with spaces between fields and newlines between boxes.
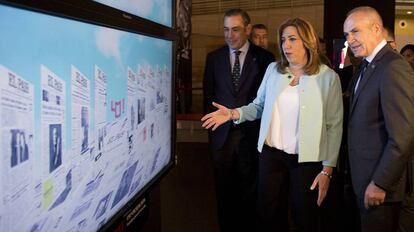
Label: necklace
xmin=288 ymin=65 xmax=304 ymax=86
xmin=289 ymin=76 xmax=300 ymax=86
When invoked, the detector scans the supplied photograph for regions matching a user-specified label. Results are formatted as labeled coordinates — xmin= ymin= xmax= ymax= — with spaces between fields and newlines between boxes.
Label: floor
xmin=160 ymin=120 xmax=219 ymax=232
xmin=152 ymin=120 xmax=361 ymax=232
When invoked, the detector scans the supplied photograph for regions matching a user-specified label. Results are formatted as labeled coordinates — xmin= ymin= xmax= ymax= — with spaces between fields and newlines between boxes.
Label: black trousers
xmin=257 ymin=145 xmax=331 ymax=232
xmin=356 ymin=192 xmax=414 ymax=232
xmin=398 ymin=192 xmax=414 ymax=232
xmin=398 ymin=161 xmax=414 ymax=232
xmin=211 ymin=128 xmax=258 ymax=232
xmin=356 ymin=198 xmax=401 ymax=232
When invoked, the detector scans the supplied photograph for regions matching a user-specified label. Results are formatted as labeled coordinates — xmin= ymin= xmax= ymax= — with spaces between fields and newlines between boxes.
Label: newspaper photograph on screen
xmin=0 ymin=66 xmax=35 ymax=232
xmin=0 ymin=3 xmax=172 ymax=232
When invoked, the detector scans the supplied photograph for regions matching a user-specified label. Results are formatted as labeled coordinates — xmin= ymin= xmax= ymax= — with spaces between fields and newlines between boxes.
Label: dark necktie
xmin=354 ymin=59 xmax=369 ymax=93
xmin=231 ymin=50 xmax=241 ymax=92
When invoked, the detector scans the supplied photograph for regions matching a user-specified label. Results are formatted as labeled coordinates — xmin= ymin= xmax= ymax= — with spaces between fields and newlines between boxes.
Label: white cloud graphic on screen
xmin=133 ymin=0 xmax=154 ymax=16
xmin=155 ymin=0 xmax=170 ymax=25
xmin=137 ymin=35 xmax=144 ymax=42
xmin=155 ymin=40 xmax=170 ymax=54
xmin=95 ymin=0 xmax=154 ymax=17
xmin=96 ymin=28 xmax=123 ymax=61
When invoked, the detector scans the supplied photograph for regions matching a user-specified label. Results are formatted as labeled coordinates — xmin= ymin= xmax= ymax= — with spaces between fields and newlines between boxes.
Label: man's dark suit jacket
xmin=348 ymin=44 xmax=414 ymax=202
xmin=203 ymin=44 xmax=275 ymax=150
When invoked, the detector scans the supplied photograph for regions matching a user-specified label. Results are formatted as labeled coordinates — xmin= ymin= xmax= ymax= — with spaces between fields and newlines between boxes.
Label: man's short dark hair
xmin=224 ymin=8 xmax=251 ymax=26
xmin=400 ymin=44 xmax=414 ymax=55
xmin=383 ymin=26 xmax=395 ymax=41
xmin=252 ymin=24 xmax=268 ymax=31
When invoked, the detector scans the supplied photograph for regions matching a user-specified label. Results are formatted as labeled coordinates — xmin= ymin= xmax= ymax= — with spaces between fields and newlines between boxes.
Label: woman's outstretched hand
xmin=201 ymin=102 xmax=232 ymax=131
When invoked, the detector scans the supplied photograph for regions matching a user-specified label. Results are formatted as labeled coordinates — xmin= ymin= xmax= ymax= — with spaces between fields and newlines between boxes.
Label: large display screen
xmin=94 ymin=0 xmax=172 ymax=27
xmin=0 ymin=3 xmax=172 ymax=232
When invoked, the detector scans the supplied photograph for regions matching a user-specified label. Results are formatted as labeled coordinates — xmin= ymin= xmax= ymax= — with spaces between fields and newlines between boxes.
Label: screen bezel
xmin=1 ymin=0 xmax=177 ymax=40
xmin=0 ymin=0 xmax=177 ymax=231
xmin=93 ymin=0 xmax=174 ymax=28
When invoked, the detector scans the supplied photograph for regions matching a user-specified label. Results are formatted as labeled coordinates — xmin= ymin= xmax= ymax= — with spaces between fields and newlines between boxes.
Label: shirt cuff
xmin=322 ymin=160 xmax=336 ymax=167
xmin=373 ymin=181 xmax=387 ymax=191
xmin=233 ymin=108 xmax=243 ymax=124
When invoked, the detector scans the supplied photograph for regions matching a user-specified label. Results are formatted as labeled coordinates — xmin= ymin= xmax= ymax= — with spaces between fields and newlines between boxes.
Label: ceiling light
xmin=408 ymin=11 xmax=413 ymax=14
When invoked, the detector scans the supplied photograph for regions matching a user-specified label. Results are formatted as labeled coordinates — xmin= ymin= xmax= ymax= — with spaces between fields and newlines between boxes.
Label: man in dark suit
xmin=203 ymin=8 xmax=274 ymax=232
xmin=344 ymin=6 xmax=414 ymax=232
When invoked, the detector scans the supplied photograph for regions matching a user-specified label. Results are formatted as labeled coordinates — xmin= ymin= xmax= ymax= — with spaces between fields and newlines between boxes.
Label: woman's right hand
xmin=201 ymin=102 xmax=232 ymax=131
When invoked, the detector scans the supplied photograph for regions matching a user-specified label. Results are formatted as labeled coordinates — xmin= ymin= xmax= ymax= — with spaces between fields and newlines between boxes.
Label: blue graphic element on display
xmin=111 ymin=161 xmax=138 ymax=208
xmin=49 ymin=170 xmax=72 ymax=210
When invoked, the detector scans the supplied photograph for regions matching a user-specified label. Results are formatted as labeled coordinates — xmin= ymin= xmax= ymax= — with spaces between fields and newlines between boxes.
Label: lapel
xmin=348 ymin=64 xmax=363 ymax=103
xmin=349 ymin=45 xmax=392 ymax=117
xmin=219 ymin=46 xmax=234 ymax=91
xmin=261 ymin=71 xmax=290 ymax=130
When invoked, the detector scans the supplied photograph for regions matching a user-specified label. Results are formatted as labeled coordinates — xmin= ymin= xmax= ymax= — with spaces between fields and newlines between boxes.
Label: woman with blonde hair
xmin=202 ymin=18 xmax=343 ymax=231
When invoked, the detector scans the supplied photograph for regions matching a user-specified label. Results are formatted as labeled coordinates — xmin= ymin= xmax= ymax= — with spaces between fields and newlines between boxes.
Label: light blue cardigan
xmin=235 ymin=62 xmax=343 ymax=167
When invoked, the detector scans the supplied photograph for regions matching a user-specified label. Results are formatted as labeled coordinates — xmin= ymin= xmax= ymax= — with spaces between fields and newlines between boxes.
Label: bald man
xmin=344 ymin=6 xmax=414 ymax=232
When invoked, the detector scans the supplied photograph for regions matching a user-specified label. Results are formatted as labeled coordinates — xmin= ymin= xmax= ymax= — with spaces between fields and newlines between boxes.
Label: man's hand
xmin=364 ymin=181 xmax=386 ymax=209
xmin=201 ymin=102 xmax=232 ymax=131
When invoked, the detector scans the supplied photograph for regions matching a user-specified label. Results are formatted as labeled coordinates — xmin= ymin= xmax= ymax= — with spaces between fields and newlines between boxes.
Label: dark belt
xmin=263 ymin=144 xmax=298 ymax=156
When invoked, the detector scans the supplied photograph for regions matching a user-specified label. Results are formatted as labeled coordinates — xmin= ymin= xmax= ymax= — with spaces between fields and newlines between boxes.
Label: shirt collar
xmin=229 ymin=40 xmax=250 ymax=55
xmin=365 ymin=39 xmax=387 ymax=63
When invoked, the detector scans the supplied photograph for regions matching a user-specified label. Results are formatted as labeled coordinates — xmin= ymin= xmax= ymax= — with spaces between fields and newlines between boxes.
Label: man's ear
xmin=246 ymin=23 xmax=252 ymax=35
xmin=372 ymin=23 xmax=382 ymax=36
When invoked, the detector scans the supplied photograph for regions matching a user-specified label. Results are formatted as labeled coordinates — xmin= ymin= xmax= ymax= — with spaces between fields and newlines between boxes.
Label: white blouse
xmin=265 ymin=84 xmax=300 ymax=154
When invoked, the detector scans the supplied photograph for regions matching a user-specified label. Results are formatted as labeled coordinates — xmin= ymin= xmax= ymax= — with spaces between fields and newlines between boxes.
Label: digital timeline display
xmin=0 ymin=3 xmax=173 ymax=232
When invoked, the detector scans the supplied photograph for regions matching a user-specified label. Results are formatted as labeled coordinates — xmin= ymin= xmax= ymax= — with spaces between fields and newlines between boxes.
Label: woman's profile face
xmin=402 ymin=48 xmax=414 ymax=69
xmin=281 ymin=26 xmax=307 ymax=66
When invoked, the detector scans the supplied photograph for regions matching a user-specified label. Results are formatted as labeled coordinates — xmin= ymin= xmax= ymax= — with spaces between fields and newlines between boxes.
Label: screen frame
xmin=0 ymin=0 xmax=177 ymax=231
xmin=93 ymin=0 xmax=174 ymax=28
xmin=0 ymin=0 xmax=177 ymax=40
